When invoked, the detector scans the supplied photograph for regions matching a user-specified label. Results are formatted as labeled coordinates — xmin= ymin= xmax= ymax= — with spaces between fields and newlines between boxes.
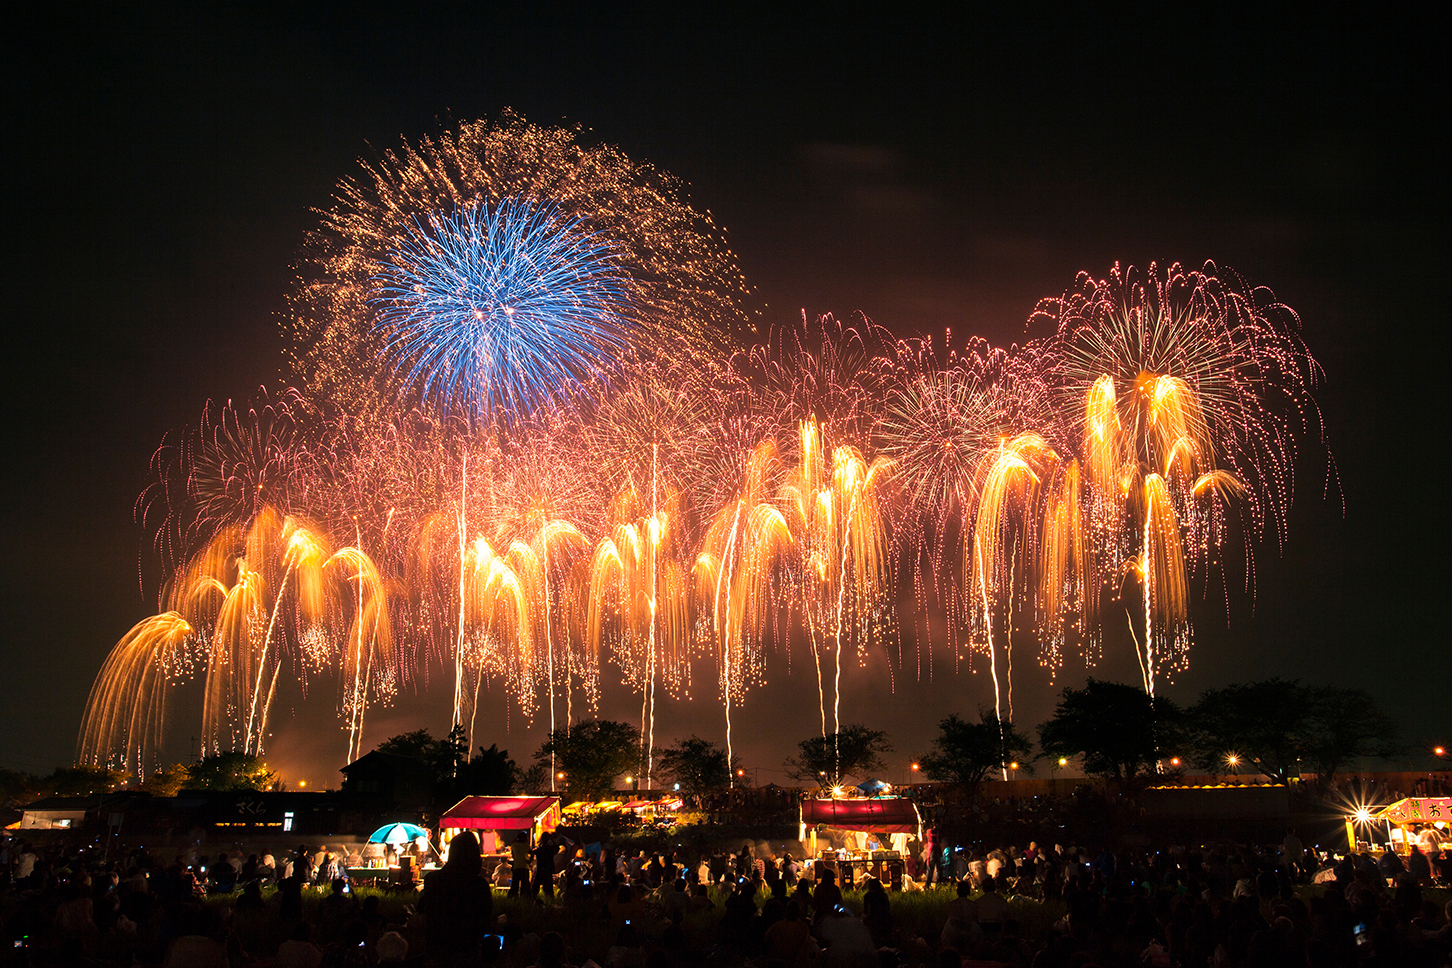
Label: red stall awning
xmin=441 ymin=796 xmax=561 ymax=831
xmin=801 ymin=797 xmax=921 ymax=833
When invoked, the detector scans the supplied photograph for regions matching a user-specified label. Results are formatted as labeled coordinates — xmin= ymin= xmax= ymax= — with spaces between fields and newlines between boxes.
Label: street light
xmin=1435 ymin=746 xmax=1446 ymax=758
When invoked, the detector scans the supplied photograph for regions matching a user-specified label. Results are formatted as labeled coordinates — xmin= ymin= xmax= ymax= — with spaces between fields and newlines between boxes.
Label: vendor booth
xmin=800 ymin=796 xmax=922 ymax=891
xmin=440 ymin=795 xmax=562 ymax=862
xmin=561 ymin=796 xmax=683 ymax=820
xmin=347 ymin=822 xmax=431 ymax=886
xmin=1346 ymin=797 xmax=1451 ymax=854
xmin=621 ymin=797 xmax=684 ymax=817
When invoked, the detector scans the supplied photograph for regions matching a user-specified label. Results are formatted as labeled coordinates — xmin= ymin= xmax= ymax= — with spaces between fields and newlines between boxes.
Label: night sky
xmin=3 ymin=6 xmax=1443 ymax=785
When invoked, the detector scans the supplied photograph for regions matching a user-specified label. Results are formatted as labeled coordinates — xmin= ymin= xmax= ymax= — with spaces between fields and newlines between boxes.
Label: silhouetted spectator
xmin=421 ymin=830 xmax=493 ymax=967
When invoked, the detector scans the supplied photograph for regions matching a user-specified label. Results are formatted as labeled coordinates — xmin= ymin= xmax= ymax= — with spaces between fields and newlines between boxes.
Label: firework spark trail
xmin=576 ymin=355 xmax=722 ymax=785
xmin=755 ymin=314 xmax=896 ymax=774
xmin=777 ymin=417 xmax=894 ymax=777
xmin=77 ymin=613 xmax=196 ymax=776
xmin=695 ymin=441 xmax=789 ymax=781
xmin=326 ymin=543 xmax=394 ymax=763
xmin=829 ymin=445 xmax=892 ymax=777
xmin=190 ymin=556 xmax=266 ymax=757
xmin=454 ymin=452 xmax=469 ymax=731
xmin=459 ymin=536 xmax=534 ymax=738
xmin=968 ymin=433 xmax=1053 ymax=773
xmin=512 ymin=521 xmax=588 ymax=786
xmin=244 ymin=517 xmax=329 ymax=755
xmin=1036 ymin=459 xmax=1088 ymax=678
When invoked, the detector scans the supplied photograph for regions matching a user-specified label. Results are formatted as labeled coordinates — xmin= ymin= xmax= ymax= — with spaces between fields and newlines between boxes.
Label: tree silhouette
xmin=784 ymin=725 xmax=893 ymax=785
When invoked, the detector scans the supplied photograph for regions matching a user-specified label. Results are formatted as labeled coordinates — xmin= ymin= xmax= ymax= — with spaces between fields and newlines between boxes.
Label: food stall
xmin=349 ymin=822 xmax=431 ymax=886
xmin=1345 ymin=797 xmax=1451 ymax=855
xmin=562 ymin=800 xmax=626 ymax=820
xmin=800 ymin=796 xmax=922 ymax=891
xmin=439 ymin=795 xmax=562 ymax=862
xmin=621 ymin=797 xmax=684 ymax=818
xmin=560 ymin=796 xmax=682 ymax=821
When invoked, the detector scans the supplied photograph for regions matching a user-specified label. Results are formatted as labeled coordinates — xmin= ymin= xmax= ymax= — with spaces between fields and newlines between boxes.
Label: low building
xmin=339 ymin=751 xmax=437 ymax=814
xmin=20 ymin=796 xmax=98 ymax=830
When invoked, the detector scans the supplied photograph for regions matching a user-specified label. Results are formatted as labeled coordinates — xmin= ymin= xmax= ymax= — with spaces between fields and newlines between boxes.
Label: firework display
xmin=371 ymin=199 xmax=632 ymax=423
xmin=78 ymin=117 xmax=1325 ymax=777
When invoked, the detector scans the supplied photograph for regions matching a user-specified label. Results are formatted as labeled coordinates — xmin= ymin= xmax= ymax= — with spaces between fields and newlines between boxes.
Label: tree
xmin=1039 ymin=679 xmax=1181 ymax=784
xmin=36 ymin=766 xmax=125 ymax=797
xmin=535 ymin=720 xmax=643 ymax=800
xmin=518 ymin=762 xmax=550 ymax=794
xmin=0 ymin=769 xmax=37 ymax=810
xmin=1186 ymin=678 xmax=1306 ymax=781
xmin=454 ymin=744 xmax=520 ymax=797
xmin=1186 ymin=679 xmax=1401 ymax=783
xmin=656 ymin=736 xmax=732 ymax=796
xmin=1301 ymin=686 xmax=1401 ymax=782
xmin=141 ymin=764 xmax=190 ymax=797
xmin=376 ymin=729 xmax=456 ymax=780
xmin=919 ymin=711 xmax=1034 ymax=798
xmin=372 ymin=729 xmax=521 ymax=800
xmin=784 ymin=725 xmax=893 ymax=785
xmin=183 ymin=752 xmax=276 ymax=791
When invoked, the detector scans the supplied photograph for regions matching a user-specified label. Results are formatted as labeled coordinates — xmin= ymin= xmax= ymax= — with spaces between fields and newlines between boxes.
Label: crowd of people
xmin=2 ymin=826 xmax=1451 ymax=967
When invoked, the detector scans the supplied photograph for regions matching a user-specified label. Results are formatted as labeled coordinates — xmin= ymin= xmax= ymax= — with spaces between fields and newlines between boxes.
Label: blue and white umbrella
xmin=368 ymin=822 xmax=429 ymax=845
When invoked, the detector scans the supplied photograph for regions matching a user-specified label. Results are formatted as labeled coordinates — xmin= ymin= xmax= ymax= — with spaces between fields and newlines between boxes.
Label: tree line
xmin=11 ymin=677 xmax=1403 ymax=814
xmin=355 ymin=676 xmax=1404 ymax=805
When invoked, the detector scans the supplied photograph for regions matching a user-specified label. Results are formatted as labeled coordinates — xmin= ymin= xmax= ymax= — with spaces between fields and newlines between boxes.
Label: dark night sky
xmin=2 ymin=5 xmax=1444 ymax=784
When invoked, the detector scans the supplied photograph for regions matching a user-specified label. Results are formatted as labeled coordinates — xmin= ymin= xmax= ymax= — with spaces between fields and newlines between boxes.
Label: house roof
xmin=21 ymin=793 xmax=142 ymax=813
xmin=339 ymin=751 xmax=436 ymax=775
xmin=801 ymin=797 xmax=922 ymax=833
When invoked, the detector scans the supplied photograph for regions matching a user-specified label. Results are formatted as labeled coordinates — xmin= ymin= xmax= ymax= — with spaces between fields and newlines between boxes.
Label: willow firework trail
xmin=371 ymin=199 xmax=632 ymax=423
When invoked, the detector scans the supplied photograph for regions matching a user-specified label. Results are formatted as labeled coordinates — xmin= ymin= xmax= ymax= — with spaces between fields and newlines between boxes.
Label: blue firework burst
xmin=369 ymin=197 xmax=632 ymax=422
